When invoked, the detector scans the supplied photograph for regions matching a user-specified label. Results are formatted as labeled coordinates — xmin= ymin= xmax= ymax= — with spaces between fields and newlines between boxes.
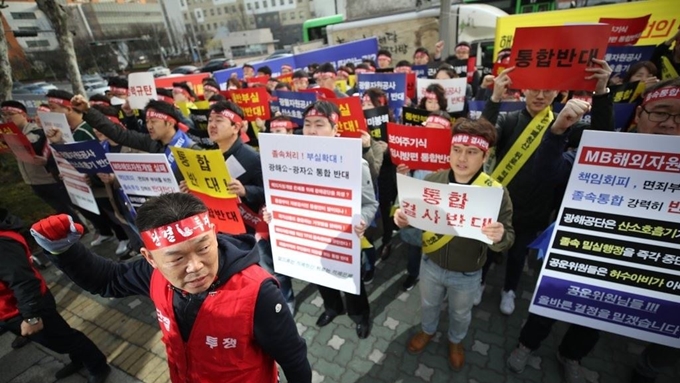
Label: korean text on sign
xmin=229 ymin=87 xmax=271 ymax=122
xmin=170 ymin=147 xmax=236 ymax=198
xmin=327 ymin=97 xmax=367 ymax=138
xmin=386 ymin=123 xmax=452 ymax=172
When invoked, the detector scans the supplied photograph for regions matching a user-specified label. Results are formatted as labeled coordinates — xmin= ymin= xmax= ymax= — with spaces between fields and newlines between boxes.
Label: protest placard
xmin=106 ymin=153 xmax=180 ymax=208
xmin=277 ymin=91 xmax=318 ymax=126
xmin=191 ymin=190 xmax=246 ymax=235
xmin=387 ymin=123 xmax=451 ymax=171
xmin=364 ymin=106 xmax=390 ymax=142
xmin=396 ymin=174 xmax=503 ymax=244
xmin=51 ymin=140 xmax=111 ymax=174
xmin=38 ymin=111 xmax=74 ymax=143
xmin=229 ymin=87 xmax=271 ymax=122
xmin=530 ymin=131 xmax=680 ymax=348
xmin=509 ymin=25 xmax=611 ymax=91
xmin=52 ymin=148 xmax=99 ymax=215
xmin=401 ymin=107 xmax=430 ymax=126
xmin=259 ymin=133 xmax=363 ymax=294
xmin=170 ymin=147 xmax=235 ymax=199
xmin=155 ymin=73 xmax=210 ymax=96
xmin=357 ymin=73 xmax=407 ymax=119
xmin=0 ymin=122 xmax=37 ymax=163
xmin=128 ymin=72 xmax=157 ymax=110
xmin=417 ymin=78 xmax=467 ymax=113
xmin=327 ymin=97 xmax=367 ymax=138
xmin=600 ymin=15 xmax=651 ymax=46
xmin=605 ymin=45 xmax=656 ymax=78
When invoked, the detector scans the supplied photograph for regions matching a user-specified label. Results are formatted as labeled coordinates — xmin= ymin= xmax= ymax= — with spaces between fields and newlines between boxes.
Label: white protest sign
xmin=38 ymin=111 xmax=74 ymax=143
xmin=226 ymin=155 xmax=246 ymax=179
xmin=62 ymin=175 xmax=100 ymax=215
xmin=530 ymin=131 xmax=680 ymax=348
xmin=127 ymin=72 xmax=157 ymax=110
xmin=259 ymin=133 xmax=363 ymax=294
xmin=396 ymin=173 xmax=503 ymax=244
xmin=106 ymin=153 xmax=180 ymax=207
xmin=417 ymin=77 xmax=467 ymax=113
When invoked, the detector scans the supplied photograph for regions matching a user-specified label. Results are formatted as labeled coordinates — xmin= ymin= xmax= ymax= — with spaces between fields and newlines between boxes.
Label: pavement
xmin=1 ymin=233 xmax=678 ymax=383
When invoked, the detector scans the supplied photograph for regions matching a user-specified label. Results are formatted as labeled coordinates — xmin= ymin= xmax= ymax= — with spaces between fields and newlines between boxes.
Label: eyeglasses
xmin=641 ymin=106 xmax=680 ymax=124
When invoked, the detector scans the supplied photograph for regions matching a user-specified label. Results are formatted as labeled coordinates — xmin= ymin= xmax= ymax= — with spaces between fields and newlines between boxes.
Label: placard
xmin=0 ymin=122 xmax=38 ymax=163
xmin=38 ymin=111 xmax=74 ymax=143
xmin=229 ymin=88 xmax=271 ymax=122
xmin=51 ymin=140 xmax=112 ymax=174
xmin=417 ymin=78 xmax=467 ymax=113
xmin=105 ymin=153 xmax=180 ymax=208
xmin=128 ymin=72 xmax=158 ymax=110
xmin=170 ymin=147 xmax=236 ymax=199
xmin=387 ymin=123 xmax=452 ymax=171
xmin=327 ymin=97 xmax=367 ymax=138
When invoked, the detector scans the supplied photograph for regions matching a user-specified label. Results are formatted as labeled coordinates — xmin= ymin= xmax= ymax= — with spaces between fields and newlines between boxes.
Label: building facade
xmin=1 ymin=1 xmax=60 ymax=53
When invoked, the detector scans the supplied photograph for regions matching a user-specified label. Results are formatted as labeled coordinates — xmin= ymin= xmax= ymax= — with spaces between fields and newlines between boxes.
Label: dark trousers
xmin=406 ymin=243 xmax=421 ymax=277
xmin=317 ymin=282 xmax=370 ymax=324
xmin=0 ymin=296 xmax=108 ymax=374
xmin=635 ymin=343 xmax=680 ymax=378
xmin=519 ymin=313 xmax=599 ymax=361
xmin=377 ymin=170 xmax=397 ymax=246
xmin=500 ymin=226 xmax=539 ymax=292
xmin=78 ymin=197 xmax=127 ymax=241
xmin=31 ymin=183 xmax=85 ymax=227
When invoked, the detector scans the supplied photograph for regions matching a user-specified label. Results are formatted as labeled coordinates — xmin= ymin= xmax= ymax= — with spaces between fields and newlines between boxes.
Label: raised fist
xmin=30 ymin=214 xmax=84 ymax=254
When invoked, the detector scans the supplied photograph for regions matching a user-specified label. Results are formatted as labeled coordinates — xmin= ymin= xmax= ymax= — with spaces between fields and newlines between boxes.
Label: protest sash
xmin=660 ymin=56 xmax=679 ymax=80
xmin=491 ymin=107 xmax=554 ymax=186
xmin=164 ymin=129 xmax=194 ymax=173
xmin=422 ymin=172 xmax=501 ymax=254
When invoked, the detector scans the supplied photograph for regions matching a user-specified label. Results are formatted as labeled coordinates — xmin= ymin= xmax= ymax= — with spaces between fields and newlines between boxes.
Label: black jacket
xmin=482 ymin=93 xmax=613 ymax=229
xmin=0 ymin=211 xmax=54 ymax=320
xmin=222 ymin=138 xmax=265 ymax=215
xmin=45 ymin=234 xmax=311 ymax=382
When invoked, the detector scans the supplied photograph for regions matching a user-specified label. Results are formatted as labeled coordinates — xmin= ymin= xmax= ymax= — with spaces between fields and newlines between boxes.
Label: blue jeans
xmin=419 ymin=256 xmax=481 ymax=343
xmin=256 ymin=239 xmax=295 ymax=303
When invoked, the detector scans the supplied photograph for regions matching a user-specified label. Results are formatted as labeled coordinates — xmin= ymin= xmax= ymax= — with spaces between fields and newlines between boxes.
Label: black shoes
xmin=55 ymin=362 xmax=84 ymax=379
xmin=402 ymin=275 xmax=419 ymax=291
xmin=87 ymin=365 xmax=111 ymax=383
xmin=362 ymin=269 xmax=375 ymax=285
xmin=316 ymin=312 xmax=340 ymax=327
xmin=356 ymin=321 xmax=371 ymax=339
xmin=10 ymin=336 xmax=30 ymax=349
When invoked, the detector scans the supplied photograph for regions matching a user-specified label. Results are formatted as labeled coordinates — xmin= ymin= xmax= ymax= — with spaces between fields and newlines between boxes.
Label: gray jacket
xmin=360 ymin=159 xmax=379 ymax=225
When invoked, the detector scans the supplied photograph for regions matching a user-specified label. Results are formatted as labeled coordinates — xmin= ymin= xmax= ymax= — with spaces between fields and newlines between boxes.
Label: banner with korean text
xmin=155 ymin=73 xmax=210 ymax=96
xmin=229 ymin=88 xmax=271 ymax=122
xmin=396 ymin=174 xmax=503 ymax=244
xmin=356 ymin=73 xmax=407 ymax=121
xmin=277 ymin=91 xmax=318 ymax=126
xmin=509 ymin=25 xmax=611 ymax=91
xmin=105 ymin=153 xmax=180 ymax=209
xmin=128 ymin=72 xmax=157 ymax=110
xmin=169 ymin=147 xmax=245 ymax=235
xmin=364 ymin=106 xmax=390 ymax=141
xmin=530 ymin=131 xmax=680 ymax=348
xmin=38 ymin=112 xmax=74 ymax=143
xmin=600 ymin=15 xmax=651 ymax=46
xmin=259 ymin=133 xmax=363 ymax=294
xmin=0 ymin=122 xmax=38 ymax=163
xmin=50 ymin=140 xmax=112 ymax=174
xmin=417 ymin=78 xmax=467 ymax=113
xmin=387 ymin=123 xmax=451 ymax=171
xmin=605 ymin=45 xmax=656 ymax=79
xmin=327 ymin=97 xmax=367 ymax=138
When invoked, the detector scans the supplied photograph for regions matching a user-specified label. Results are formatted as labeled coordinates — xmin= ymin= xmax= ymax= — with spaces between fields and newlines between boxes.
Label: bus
xmin=302 ymin=14 xmax=345 ymax=44
xmin=461 ymin=0 xmax=557 ymax=14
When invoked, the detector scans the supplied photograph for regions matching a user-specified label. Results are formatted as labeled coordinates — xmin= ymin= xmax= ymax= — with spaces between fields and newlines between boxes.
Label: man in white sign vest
xmin=394 ymin=118 xmax=515 ymax=371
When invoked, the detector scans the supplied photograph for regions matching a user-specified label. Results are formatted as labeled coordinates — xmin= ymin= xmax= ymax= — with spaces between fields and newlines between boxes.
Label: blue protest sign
xmin=213 ymin=67 xmax=244 ymax=90
xmin=356 ymin=73 xmax=407 ymax=121
xmin=468 ymin=101 xmax=525 ymax=120
xmin=51 ymin=140 xmax=112 ymax=174
xmin=412 ymin=65 xmax=428 ymax=79
xmin=294 ymin=38 xmax=378 ymax=69
xmin=605 ymin=45 xmax=655 ymax=78
xmin=276 ymin=91 xmax=318 ymax=126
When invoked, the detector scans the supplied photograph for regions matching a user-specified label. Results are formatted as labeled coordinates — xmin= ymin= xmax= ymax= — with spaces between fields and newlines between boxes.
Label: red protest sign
xmin=229 ymin=87 xmax=271 ymax=121
xmin=155 ymin=73 xmax=210 ymax=96
xmin=277 ymin=73 xmax=293 ymax=84
xmin=509 ymin=25 xmax=611 ymax=91
xmin=0 ymin=122 xmax=37 ymax=163
xmin=467 ymin=57 xmax=476 ymax=83
xmin=406 ymin=73 xmax=416 ymax=100
xmin=386 ymin=123 xmax=451 ymax=171
xmin=192 ymin=191 xmax=246 ymax=235
xmin=600 ymin=15 xmax=651 ymax=46
xmin=300 ymin=87 xmax=337 ymax=99
xmin=238 ymin=203 xmax=269 ymax=238
xmin=246 ymin=75 xmax=269 ymax=85
xmin=327 ymin=97 xmax=367 ymax=138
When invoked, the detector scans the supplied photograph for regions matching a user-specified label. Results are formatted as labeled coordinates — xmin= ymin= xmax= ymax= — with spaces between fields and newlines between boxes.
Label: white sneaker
xmin=473 ymin=283 xmax=485 ymax=306
xmin=500 ymin=290 xmax=516 ymax=315
xmin=115 ymin=240 xmax=130 ymax=255
xmin=90 ymin=234 xmax=114 ymax=247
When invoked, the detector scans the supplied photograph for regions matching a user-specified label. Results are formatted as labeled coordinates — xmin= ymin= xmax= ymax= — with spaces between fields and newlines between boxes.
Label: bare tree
xmin=0 ymin=21 xmax=12 ymax=103
xmin=35 ymin=0 xmax=85 ymax=96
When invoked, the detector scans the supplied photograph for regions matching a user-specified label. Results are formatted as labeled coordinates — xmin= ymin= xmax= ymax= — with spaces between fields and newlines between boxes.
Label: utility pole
xmin=438 ymin=0 xmax=453 ymax=59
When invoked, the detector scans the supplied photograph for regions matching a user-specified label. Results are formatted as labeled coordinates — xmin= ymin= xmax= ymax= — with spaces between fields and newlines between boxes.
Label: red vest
xmin=149 ymin=264 xmax=278 ymax=383
xmin=0 ymin=230 xmax=48 ymax=321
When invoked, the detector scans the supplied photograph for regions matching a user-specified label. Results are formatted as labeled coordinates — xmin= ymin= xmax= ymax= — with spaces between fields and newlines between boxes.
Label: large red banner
xmin=327 ymin=97 xmax=367 ymax=138
xmin=155 ymin=73 xmax=210 ymax=96
xmin=386 ymin=122 xmax=451 ymax=171
xmin=600 ymin=15 xmax=652 ymax=46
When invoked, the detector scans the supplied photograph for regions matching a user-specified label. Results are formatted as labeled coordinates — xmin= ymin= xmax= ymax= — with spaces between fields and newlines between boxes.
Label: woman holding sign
xmin=393 ymin=118 xmax=515 ymax=371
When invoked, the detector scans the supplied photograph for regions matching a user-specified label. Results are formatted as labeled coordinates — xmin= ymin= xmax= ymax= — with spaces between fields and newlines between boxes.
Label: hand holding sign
xmin=585 ymin=59 xmax=613 ymax=95
xmin=481 ymin=222 xmax=505 ymax=244
xmin=552 ymin=99 xmax=591 ymax=134
xmin=393 ymin=209 xmax=409 ymax=229
xmin=491 ymin=67 xmax=514 ymax=103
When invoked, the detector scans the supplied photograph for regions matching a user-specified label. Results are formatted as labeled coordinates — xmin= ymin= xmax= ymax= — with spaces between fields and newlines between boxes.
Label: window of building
xmin=18 ymin=26 xmax=39 ymax=31
xmin=298 ymin=0 xmax=303 ymax=3
xmin=255 ymin=3 xmax=259 ymax=9
xmin=289 ymin=0 xmax=293 ymax=4
xmin=10 ymin=12 xmax=37 ymax=20
xmin=26 ymin=40 xmax=49 ymax=48
xmin=282 ymin=13 xmax=286 ymax=21
xmin=257 ymin=16 xmax=263 ymax=23
xmin=299 ymin=11 xmax=304 ymax=19
xmin=217 ymin=7 xmax=221 ymax=15
xmin=271 ymin=0 xmax=275 ymax=7
xmin=263 ymin=1 xmax=267 ymax=8
xmin=247 ymin=3 xmax=252 ymax=10
xmin=210 ymin=9 xmax=215 ymax=16
xmin=280 ymin=0 xmax=284 ymax=5
xmin=232 ymin=5 xmax=236 ymax=12
xmin=206 ymin=24 xmax=211 ymax=30
xmin=184 ymin=13 xmax=188 ymax=20
xmin=290 ymin=11 xmax=295 ymax=19
xmin=199 ymin=24 xmax=205 ymax=31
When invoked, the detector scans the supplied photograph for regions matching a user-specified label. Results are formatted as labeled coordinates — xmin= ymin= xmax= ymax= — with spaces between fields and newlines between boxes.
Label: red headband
xmin=140 ymin=212 xmax=213 ymax=250
xmin=395 ymin=66 xmax=412 ymax=74
xmin=337 ymin=70 xmax=350 ymax=78
xmin=305 ymin=108 xmax=339 ymax=124
xmin=451 ymin=133 xmax=490 ymax=152
xmin=320 ymin=72 xmax=337 ymax=79
xmin=1 ymin=106 xmax=25 ymax=114
xmin=455 ymin=45 xmax=470 ymax=52
xmin=414 ymin=52 xmax=428 ymax=59
xmin=90 ymin=101 xmax=110 ymax=106
xmin=173 ymin=87 xmax=193 ymax=99
xmin=110 ymin=86 xmax=128 ymax=95
xmin=48 ymin=97 xmax=72 ymax=107
xmin=282 ymin=64 xmax=293 ymax=71
xmin=146 ymin=110 xmax=177 ymax=124
xmin=378 ymin=54 xmax=392 ymax=62
xmin=424 ymin=115 xmax=452 ymax=129
xmin=158 ymin=94 xmax=174 ymax=104
xmin=270 ymin=120 xmax=295 ymax=130
xmin=37 ymin=106 xmax=51 ymax=113
xmin=423 ymin=91 xmax=438 ymax=100
xmin=355 ymin=68 xmax=368 ymax=74
xmin=642 ymin=86 xmax=680 ymax=106
xmin=211 ymin=109 xmax=243 ymax=123
xmin=204 ymin=85 xmax=219 ymax=93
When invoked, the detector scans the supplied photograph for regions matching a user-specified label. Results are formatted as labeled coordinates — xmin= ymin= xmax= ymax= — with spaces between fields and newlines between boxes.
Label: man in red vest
xmin=0 ymin=209 xmax=110 ymax=383
xmin=30 ymin=193 xmax=311 ymax=383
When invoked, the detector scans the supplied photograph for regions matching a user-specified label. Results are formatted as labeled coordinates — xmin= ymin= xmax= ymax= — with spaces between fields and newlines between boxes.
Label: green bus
xmin=461 ymin=0 xmax=556 ymax=14
xmin=302 ymin=14 xmax=344 ymax=43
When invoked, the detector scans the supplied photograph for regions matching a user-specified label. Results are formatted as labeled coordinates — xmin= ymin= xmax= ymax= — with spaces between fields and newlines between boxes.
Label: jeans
xmin=519 ymin=313 xmax=599 ymax=361
xmin=256 ymin=239 xmax=295 ymax=303
xmin=419 ymin=256 xmax=481 ymax=343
